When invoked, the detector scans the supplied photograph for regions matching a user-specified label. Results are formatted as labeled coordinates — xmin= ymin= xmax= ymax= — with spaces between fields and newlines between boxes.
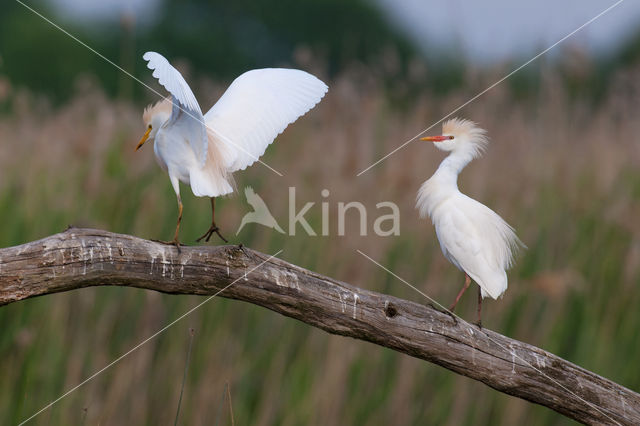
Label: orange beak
xmin=136 ymin=126 xmax=152 ymax=151
xmin=420 ymin=135 xmax=454 ymax=142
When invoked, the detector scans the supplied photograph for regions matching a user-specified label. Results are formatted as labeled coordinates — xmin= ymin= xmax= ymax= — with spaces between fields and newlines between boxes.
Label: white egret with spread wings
xmin=136 ymin=51 xmax=327 ymax=247
xmin=416 ymin=118 xmax=524 ymax=324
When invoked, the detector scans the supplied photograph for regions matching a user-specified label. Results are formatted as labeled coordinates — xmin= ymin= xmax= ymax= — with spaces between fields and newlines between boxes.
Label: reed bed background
xmin=0 ymin=57 xmax=639 ymax=425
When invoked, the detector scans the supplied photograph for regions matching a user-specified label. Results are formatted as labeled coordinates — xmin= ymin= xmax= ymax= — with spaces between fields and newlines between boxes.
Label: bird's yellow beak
xmin=136 ymin=126 xmax=152 ymax=151
xmin=420 ymin=135 xmax=454 ymax=142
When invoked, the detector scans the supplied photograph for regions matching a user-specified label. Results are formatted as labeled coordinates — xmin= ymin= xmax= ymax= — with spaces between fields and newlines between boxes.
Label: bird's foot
xmin=444 ymin=309 xmax=458 ymax=326
xmin=237 ymin=243 xmax=252 ymax=259
xmin=474 ymin=319 xmax=483 ymax=329
xmin=429 ymin=303 xmax=458 ymax=326
xmin=196 ymin=225 xmax=228 ymax=243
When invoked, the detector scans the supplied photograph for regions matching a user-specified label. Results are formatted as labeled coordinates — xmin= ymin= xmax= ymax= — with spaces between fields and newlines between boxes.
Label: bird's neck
xmin=416 ymin=149 xmax=474 ymax=219
xmin=432 ymin=149 xmax=473 ymax=187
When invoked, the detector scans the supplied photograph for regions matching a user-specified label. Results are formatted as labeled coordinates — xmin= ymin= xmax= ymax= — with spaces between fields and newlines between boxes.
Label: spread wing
xmin=143 ymin=51 xmax=208 ymax=167
xmin=204 ymin=68 xmax=328 ymax=172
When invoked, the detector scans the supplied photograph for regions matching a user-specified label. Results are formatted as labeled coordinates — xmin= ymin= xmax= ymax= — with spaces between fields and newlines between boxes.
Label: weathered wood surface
xmin=0 ymin=228 xmax=638 ymax=425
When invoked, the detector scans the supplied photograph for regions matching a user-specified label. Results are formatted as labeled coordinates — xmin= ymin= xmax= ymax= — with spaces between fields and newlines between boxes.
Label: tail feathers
xmin=473 ymin=269 xmax=508 ymax=300
xmin=190 ymin=168 xmax=233 ymax=197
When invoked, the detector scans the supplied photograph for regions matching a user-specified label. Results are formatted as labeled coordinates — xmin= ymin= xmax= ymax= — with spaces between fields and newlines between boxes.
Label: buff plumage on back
xmin=191 ymin=127 xmax=233 ymax=197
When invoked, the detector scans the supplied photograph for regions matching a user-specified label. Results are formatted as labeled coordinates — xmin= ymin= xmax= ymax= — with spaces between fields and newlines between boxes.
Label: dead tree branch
xmin=0 ymin=228 xmax=638 ymax=425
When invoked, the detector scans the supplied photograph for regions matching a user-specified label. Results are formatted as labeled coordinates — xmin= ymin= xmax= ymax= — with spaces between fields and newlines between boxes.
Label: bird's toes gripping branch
xmin=196 ymin=225 xmax=228 ymax=244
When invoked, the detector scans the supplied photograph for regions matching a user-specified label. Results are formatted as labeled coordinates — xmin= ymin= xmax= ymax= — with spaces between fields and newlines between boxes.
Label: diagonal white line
xmin=14 ymin=0 xmax=284 ymax=177
xmin=357 ymin=0 xmax=626 ymax=176
xmin=356 ymin=250 xmax=455 ymax=314
xmin=18 ymin=249 xmax=283 ymax=426
xmin=356 ymin=249 xmax=622 ymax=426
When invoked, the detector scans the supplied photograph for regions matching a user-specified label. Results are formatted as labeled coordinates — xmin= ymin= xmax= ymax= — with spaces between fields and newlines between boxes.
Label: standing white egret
xmin=416 ymin=118 xmax=524 ymax=324
xmin=136 ymin=51 xmax=328 ymax=247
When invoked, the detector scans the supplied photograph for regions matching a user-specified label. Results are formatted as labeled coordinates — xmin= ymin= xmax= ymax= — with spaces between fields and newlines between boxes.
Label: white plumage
xmin=416 ymin=118 xmax=524 ymax=322
xmin=205 ymin=68 xmax=328 ymax=173
xmin=136 ymin=51 xmax=328 ymax=246
xmin=143 ymin=52 xmax=209 ymax=167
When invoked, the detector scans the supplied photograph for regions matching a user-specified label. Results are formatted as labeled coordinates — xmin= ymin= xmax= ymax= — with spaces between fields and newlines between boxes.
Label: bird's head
xmin=136 ymin=98 xmax=172 ymax=151
xmin=420 ymin=118 xmax=488 ymax=159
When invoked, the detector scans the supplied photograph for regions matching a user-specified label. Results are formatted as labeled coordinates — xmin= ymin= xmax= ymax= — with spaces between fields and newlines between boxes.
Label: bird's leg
xmin=476 ymin=286 xmax=483 ymax=328
xmin=169 ymin=197 xmax=184 ymax=253
xmin=196 ymin=198 xmax=228 ymax=243
xmin=155 ymin=196 xmax=183 ymax=252
xmin=449 ymin=274 xmax=471 ymax=311
xmin=173 ymin=199 xmax=183 ymax=244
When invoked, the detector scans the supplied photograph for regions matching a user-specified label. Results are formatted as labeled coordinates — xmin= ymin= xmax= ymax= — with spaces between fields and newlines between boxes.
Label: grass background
xmin=0 ymin=57 xmax=639 ymax=425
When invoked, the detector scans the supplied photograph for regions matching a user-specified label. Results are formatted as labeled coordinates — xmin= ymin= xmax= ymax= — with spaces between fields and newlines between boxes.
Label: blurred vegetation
xmin=3 ymin=0 xmax=640 ymax=107
xmin=0 ymin=0 xmax=421 ymax=102
xmin=1 ymin=58 xmax=639 ymax=423
xmin=1 ymin=1 xmax=640 ymax=425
